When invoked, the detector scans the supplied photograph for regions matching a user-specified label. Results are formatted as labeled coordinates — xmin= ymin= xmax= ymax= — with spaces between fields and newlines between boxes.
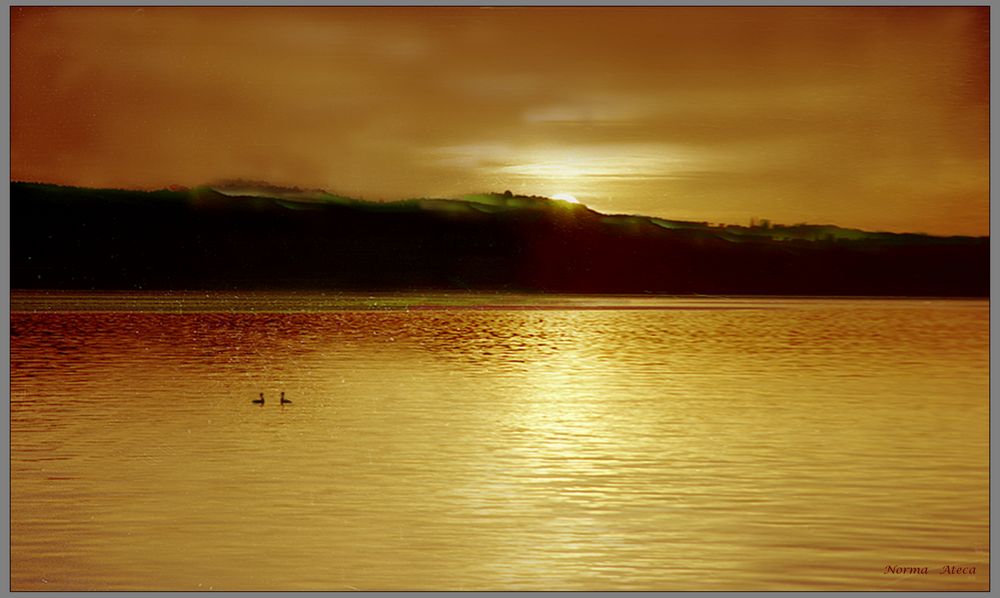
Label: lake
xmin=9 ymin=292 xmax=989 ymax=590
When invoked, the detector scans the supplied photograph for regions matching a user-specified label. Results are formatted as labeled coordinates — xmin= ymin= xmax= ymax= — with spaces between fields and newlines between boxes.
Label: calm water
xmin=10 ymin=292 xmax=989 ymax=590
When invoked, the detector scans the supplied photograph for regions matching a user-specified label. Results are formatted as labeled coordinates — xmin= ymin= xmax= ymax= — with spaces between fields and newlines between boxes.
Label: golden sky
xmin=11 ymin=7 xmax=989 ymax=235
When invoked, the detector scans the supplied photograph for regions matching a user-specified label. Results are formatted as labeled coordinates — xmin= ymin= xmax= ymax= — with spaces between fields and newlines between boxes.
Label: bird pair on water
xmin=253 ymin=392 xmax=291 ymax=405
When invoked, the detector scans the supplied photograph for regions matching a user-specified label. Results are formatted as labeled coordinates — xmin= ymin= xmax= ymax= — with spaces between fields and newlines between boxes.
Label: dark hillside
xmin=11 ymin=183 xmax=988 ymax=296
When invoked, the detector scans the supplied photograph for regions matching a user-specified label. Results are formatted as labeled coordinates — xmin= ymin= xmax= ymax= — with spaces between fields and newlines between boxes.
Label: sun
xmin=551 ymin=193 xmax=580 ymax=204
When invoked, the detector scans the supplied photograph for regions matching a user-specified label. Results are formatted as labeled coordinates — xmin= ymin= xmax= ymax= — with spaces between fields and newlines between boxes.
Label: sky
xmin=10 ymin=7 xmax=989 ymax=235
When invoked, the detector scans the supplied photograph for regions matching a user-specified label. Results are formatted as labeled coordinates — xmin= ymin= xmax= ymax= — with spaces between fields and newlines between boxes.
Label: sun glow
xmin=552 ymin=193 xmax=580 ymax=204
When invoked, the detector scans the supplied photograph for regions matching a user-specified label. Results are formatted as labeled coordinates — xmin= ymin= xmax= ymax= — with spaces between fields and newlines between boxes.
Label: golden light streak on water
xmin=10 ymin=293 xmax=989 ymax=590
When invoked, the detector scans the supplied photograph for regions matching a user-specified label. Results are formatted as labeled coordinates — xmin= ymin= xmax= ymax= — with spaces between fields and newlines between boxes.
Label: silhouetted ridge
xmin=10 ymin=182 xmax=988 ymax=296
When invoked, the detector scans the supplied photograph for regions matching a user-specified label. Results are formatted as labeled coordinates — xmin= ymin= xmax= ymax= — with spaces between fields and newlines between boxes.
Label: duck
xmin=280 ymin=392 xmax=292 ymax=405
xmin=252 ymin=393 xmax=265 ymax=405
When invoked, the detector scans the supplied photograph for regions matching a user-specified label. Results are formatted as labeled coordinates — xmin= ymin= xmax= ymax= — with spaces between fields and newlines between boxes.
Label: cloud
xmin=10 ymin=6 xmax=988 ymax=234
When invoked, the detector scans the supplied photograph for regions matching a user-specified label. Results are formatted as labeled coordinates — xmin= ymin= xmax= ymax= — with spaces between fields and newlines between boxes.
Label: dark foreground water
xmin=10 ymin=292 xmax=989 ymax=590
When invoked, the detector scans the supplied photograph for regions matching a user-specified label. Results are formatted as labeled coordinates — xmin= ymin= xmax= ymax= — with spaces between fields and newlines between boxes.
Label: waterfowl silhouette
xmin=280 ymin=392 xmax=292 ymax=405
xmin=252 ymin=393 xmax=265 ymax=405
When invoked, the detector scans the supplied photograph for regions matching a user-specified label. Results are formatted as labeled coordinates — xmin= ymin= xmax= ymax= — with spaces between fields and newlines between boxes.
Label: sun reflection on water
xmin=10 ymin=297 xmax=989 ymax=590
